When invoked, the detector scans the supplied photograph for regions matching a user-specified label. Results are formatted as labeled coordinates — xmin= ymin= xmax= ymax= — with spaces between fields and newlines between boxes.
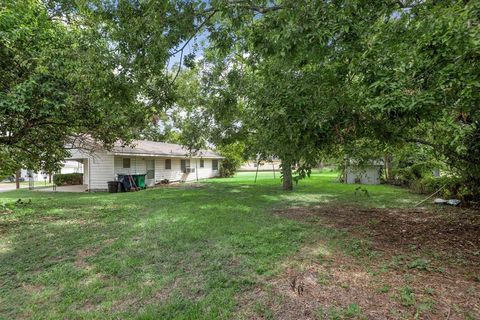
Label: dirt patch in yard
xmin=75 ymin=247 xmax=102 ymax=270
xmin=237 ymin=205 xmax=480 ymax=319
xmin=275 ymin=205 xmax=480 ymax=267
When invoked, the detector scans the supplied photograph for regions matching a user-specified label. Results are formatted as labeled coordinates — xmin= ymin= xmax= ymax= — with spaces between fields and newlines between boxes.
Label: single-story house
xmin=66 ymin=140 xmax=223 ymax=192
xmin=238 ymin=159 xmax=282 ymax=172
xmin=344 ymin=160 xmax=383 ymax=185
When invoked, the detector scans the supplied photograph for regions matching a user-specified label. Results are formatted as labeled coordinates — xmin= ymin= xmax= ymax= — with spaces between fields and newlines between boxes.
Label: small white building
xmin=344 ymin=161 xmax=383 ymax=185
xmin=66 ymin=140 xmax=223 ymax=192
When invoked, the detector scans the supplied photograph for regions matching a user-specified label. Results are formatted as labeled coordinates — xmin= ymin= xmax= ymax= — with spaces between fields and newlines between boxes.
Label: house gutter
xmin=111 ymin=152 xmax=224 ymax=159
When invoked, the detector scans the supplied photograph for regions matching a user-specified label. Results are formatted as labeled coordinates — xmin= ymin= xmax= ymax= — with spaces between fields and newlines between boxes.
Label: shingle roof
xmin=112 ymin=140 xmax=223 ymax=159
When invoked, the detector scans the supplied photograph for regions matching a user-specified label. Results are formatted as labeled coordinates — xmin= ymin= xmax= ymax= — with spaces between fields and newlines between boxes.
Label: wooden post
xmin=15 ymin=170 xmax=20 ymax=189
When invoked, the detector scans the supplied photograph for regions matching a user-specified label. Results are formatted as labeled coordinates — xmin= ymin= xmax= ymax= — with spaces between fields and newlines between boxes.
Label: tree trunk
xmin=281 ymin=161 xmax=293 ymax=191
xmin=384 ymin=154 xmax=393 ymax=180
xmin=15 ymin=170 xmax=20 ymax=189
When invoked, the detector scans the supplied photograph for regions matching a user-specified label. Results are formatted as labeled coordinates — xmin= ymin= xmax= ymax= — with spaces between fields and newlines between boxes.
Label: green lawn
xmin=0 ymin=172 xmax=444 ymax=319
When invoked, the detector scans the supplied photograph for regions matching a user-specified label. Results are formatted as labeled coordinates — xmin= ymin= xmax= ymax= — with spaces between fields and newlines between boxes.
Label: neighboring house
xmin=344 ymin=160 xmax=383 ymax=185
xmin=60 ymin=160 xmax=83 ymax=174
xmin=66 ymin=140 xmax=223 ymax=191
xmin=19 ymin=169 xmax=49 ymax=182
xmin=238 ymin=159 xmax=281 ymax=172
xmin=18 ymin=161 xmax=83 ymax=182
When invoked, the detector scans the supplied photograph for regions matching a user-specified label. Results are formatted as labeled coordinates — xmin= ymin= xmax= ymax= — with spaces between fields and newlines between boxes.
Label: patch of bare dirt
xmin=22 ymin=283 xmax=45 ymax=294
xmin=274 ymin=205 xmax=480 ymax=269
xmin=74 ymin=247 xmax=101 ymax=270
xmin=237 ymin=205 xmax=480 ymax=319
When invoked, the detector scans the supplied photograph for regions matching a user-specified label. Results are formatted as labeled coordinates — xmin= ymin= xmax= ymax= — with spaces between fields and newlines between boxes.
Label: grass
xmin=0 ymin=171 xmax=426 ymax=319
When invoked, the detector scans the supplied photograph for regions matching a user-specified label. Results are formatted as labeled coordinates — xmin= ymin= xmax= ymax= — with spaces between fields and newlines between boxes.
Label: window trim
xmin=200 ymin=158 xmax=204 ymax=168
xmin=212 ymin=159 xmax=218 ymax=171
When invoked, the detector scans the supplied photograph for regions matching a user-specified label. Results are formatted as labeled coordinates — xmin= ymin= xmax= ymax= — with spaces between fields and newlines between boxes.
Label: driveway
xmin=0 ymin=183 xmax=23 ymax=193
xmin=34 ymin=184 xmax=88 ymax=192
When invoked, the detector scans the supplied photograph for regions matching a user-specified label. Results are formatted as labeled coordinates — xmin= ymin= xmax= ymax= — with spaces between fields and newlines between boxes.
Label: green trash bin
xmin=132 ymin=174 xmax=146 ymax=189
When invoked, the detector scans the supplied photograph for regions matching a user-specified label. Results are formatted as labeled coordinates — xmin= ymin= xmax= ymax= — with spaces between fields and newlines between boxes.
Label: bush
xmin=413 ymin=176 xmax=473 ymax=200
xmin=390 ymin=163 xmax=437 ymax=186
xmin=53 ymin=173 xmax=83 ymax=186
xmin=218 ymin=142 xmax=245 ymax=178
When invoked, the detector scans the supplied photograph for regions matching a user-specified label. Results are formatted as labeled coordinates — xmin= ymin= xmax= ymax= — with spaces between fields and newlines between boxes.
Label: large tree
xmin=198 ymin=0 xmax=391 ymax=190
xmin=353 ymin=1 xmax=480 ymax=196
xmin=197 ymin=0 xmax=479 ymax=193
xmin=0 ymin=0 xmax=203 ymax=175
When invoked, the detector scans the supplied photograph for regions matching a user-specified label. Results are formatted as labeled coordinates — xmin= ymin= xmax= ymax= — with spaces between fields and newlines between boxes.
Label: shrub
xmin=218 ymin=142 xmax=245 ymax=178
xmin=413 ymin=175 xmax=476 ymax=200
xmin=53 ymin=173 xmax=83 ymax=186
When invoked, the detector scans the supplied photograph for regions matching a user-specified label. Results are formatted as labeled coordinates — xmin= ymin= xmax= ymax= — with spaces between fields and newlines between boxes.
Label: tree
xmin=0 ymin=0 xmax=146 ymax=175
xmin=217 ymin=142 xmax=245 ymax=178
xmin=200 ymin=0 xmax=389 ymax=190
xmin=352 ymin=1 xmax=480 ymax=197
xmin=0 ymin=0 xmax=202 ymax=176
xmin=198 ymin=0 xmax=480 ymax=195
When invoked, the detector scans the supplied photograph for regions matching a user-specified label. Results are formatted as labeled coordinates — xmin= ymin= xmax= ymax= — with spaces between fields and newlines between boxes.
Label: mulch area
xmin=237 ymin=205 xmax=480 ymax=319
xmin=275 ymin=205 xmax=480 ymax=268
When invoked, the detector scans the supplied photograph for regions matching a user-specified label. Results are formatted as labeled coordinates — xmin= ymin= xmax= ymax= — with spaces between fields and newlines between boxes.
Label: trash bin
xmin=118 ymin=174 xmax=131 ymax=192
xmin=107 ymin=181 xmax=118 ymax=193
xmin=132 ymin=174 xmax=146 ymax=189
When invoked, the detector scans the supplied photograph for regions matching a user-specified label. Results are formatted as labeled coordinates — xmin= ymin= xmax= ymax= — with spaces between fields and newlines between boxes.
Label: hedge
xmin=53 ymin=173 xmax=83 ymax=186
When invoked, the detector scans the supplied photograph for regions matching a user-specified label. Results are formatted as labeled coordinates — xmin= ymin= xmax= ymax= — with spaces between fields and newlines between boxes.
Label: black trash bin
xmin=107 ymin=181 xmax=118 ymax=193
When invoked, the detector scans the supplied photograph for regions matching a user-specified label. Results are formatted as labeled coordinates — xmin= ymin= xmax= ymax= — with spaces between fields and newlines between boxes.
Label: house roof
xmin=112 ymin=140 xmax=223 ymax=159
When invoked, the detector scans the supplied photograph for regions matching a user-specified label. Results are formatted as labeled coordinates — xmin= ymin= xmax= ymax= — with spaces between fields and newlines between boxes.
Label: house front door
xmin=146 ymin=159 xmax=155 ymax=186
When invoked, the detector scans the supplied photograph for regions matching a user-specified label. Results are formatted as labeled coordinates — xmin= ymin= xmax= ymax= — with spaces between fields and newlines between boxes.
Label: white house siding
xmin=154 ymin=158 xmax=220 ymax=182
xmin=187 ymin=158 xmax=220 ymax=181
xmin=113 ymin=156 xmax=147 ymax=176
xmin=88 ymin=151 xmax=115 ymax=191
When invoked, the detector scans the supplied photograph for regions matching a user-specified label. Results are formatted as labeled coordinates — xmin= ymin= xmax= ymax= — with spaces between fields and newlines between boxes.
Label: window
xmin=123 ymin=158 xmax=131 ymax=169
xmin=200 ymin=159 xmax=204 ymax=168
xmin=165 ymin=159 xmax=171 ymax=170
xmin=181 ymin=159 xmax=190 ymax=173
xmin=212 ymin=159 xmax=218 ymax=171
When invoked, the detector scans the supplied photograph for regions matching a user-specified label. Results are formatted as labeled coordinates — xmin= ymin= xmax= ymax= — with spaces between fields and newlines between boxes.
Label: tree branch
xmin=404 ymin=137 xmax=472 ymax=164
xmin=169 ymin=10 xmax=217 ymax=57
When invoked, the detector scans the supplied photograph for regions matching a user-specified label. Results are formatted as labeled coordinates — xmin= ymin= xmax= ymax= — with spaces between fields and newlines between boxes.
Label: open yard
xmin=0 ymin=172 xmax=478 ymax=319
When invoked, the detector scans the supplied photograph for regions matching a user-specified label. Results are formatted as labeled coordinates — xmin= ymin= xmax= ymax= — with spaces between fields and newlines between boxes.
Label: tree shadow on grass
xmin=0 ymin=184 xmax=307 ymax=319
